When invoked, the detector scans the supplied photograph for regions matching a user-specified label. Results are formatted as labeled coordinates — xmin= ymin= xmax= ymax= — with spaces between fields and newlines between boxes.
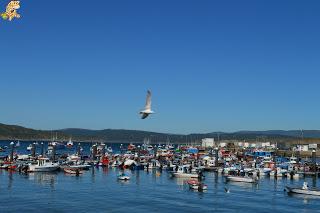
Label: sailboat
xmin=48 ymin=132 xmax=65 ymax=150
xmin=67 ymin=138 xmax=73 ymax=148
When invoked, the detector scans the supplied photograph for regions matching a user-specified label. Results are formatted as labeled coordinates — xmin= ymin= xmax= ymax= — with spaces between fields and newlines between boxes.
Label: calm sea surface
xmin=0 ymin=141 xmax=320 ymax=213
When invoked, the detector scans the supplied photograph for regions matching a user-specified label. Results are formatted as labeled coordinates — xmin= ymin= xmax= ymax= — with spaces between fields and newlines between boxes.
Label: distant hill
xmin=235 ymin=130 xmax=320 ymax=138
xmin=0 ymin=123 xmax=319 ymax=143
xmin=0 ymin=123 xmax=69 ymax=140
xmin=59 ymin=128 xmax=182 ymax=143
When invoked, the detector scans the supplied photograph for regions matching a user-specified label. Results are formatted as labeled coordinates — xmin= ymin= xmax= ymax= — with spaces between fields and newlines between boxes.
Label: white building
xmin=308 ymin=144 xmax=317 ymax=150
xmin=201 ymin=138 xmax=215 ymax=147
xmin=296 ymin=145 xmax=309 ymax=152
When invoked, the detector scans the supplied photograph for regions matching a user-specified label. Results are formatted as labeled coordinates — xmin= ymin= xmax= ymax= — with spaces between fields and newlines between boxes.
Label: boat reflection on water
xmin=28 ymin=172 xmax=57 ymax=188
xmin=287 ymin=192 xmax=320 ymax=203
xmin=7 ymin=171 xmax=14 ymax=189
xmin=117 ymin=176 xmax=131 ymax=186
xmin=102 ymin=167 xmax=109 ymax=174
xmin=226 ymin=180 xmax=259 ymax=189
xmin=174 ymin=177 xmax=191 ymax=187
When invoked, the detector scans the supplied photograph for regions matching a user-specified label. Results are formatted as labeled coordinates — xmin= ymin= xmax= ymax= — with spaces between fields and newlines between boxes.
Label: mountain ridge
xmin=0 ymin=123 xmax=319 ymax=143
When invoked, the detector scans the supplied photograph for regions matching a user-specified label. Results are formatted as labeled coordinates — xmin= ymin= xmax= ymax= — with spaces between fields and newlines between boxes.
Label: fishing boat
xmin=118 ymin=173 xmax=130 ymax=181
xmin=48 ymin=141 xmax=65 ymax=150
xmin=64 ymin=167 xmax=83 ymax=175
xmin=147 ymin=145 xmax=154 ymax=152
xmin=258 ymin=167 xmax=272 ymax=176
xmin=16 ymin=141 xmax=20 ymax=147
xmin=127 ymin=143 xmax=136 ymax=151
xmin=67 ymin=138 xmax=73 ymax=148
xmin=186 ymin=179 xmax=208 ymax=191
xmin=1 ymin=161 xmax=17 ymax=170
xmin=0 ymin=163 xmax=8 ymax=169
xmin=270 ymin=167 xmax=287 ymax=177
xmin=7 ymin=164 xmax=17 ymax=170
xmin=60 ymin=163 xmax=91 ymax=171
xmin=99 ymin=156 xmax=109 ymax=167
xmin=48 ymin=133 xmax=65 ymax=150
xmin=28 ymin=158 xmax=59 ymax=172
xmin=111 ymin=160 xmax=121 ymax=168
xmin=172 ymin=165 xmax=199 ymax=178
xmin=67 ymin=154 xmax=81 ymax=162
xmin=286 ymin=182 xmax=320 ymax=196
xmin=70 ymin=164 xmax=91 ymax=170
xmin=226 ymin=175 xmax=258 ymax=183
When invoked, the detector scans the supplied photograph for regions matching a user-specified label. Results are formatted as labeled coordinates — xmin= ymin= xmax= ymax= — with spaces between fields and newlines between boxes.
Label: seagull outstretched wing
xmin=144 ymin=90 xmax=152 ymax=110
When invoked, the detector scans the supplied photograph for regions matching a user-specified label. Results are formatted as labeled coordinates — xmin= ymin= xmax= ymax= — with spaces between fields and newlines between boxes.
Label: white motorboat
xmin=286 ymin=182 xmax=320 ymax=196
xmin=107 ymin=147 xmax=113 ymax=153
xmin=28 ymin=158 xmax=59 ymax=172
xmin=258 ymin=168 xmax=272 ymax=176
xmin=172 ymin=172 xmax=199 ymax=178
xmin=118 ymin=174 xmax=130 ymax=181
xmin=226 ymin=175 xmax=258 ymax=183
xmin=288 ymin=156 xmax=298 ymax=164
xmin=64 ymin=167 xmax=83 ymax=175
xmin=27 ymin=144 xmax=33 ymax=151
xmin=187 ymin=179 xmax=208 ymax=191
xmin=67 ymin=138 xmax=73 ymax=148
xmin=67 ymin=154 xmax=81 ymax=162
xmin=172 ymin=165 xmax=199 ymax=178
xmin=189 ymin=183 xmax=208 ymax=191
xmin=17 ymin=154 xmax=30 ymax=161
xmin=270 ymin=167 xmax=287 ymax=177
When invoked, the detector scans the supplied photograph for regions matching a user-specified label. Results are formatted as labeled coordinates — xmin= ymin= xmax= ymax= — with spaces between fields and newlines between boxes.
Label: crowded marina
xmin=0 ymin=138 xmax=319 ymax=196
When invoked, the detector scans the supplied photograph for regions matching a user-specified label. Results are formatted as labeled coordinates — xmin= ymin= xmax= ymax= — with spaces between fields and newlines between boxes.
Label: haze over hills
xmin=0 ymin=123 xmax=319 ymax=143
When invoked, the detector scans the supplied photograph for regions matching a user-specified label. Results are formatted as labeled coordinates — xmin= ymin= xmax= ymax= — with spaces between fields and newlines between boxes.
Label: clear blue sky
xmin=1 ymin=0 xmax=320 ymax=134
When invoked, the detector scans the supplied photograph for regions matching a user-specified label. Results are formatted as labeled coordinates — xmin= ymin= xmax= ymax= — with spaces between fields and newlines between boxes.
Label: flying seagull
xmin=140 ymin=90 xmax=154 ymax=119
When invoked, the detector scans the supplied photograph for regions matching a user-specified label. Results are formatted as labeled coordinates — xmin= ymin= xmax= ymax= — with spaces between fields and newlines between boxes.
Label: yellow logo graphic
xmin=1 ymin=1 xmax=21 ymax=21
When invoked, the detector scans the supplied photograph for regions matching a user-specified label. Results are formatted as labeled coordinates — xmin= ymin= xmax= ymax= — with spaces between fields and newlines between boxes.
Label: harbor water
xmin=0 ymin=141 xmax=319 ymax=213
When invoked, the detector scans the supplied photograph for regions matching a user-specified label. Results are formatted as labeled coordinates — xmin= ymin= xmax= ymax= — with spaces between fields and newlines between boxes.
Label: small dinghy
xmin=286 ymin=182 xmax=320 ymax=196
xmin=27 ymin=144 xmax=33 ymax=151
xmin=64 ymin=168 xmax=83 ymax=175
xmin=186 ymin=179 xmax=208 ymax=191
xmin=118 ymin=173 xmax=130 ymax=181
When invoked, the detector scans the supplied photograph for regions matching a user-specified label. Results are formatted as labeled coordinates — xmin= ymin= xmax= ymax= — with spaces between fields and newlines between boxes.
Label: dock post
xmin=296 ymin=150 xmax=300 ymax=163
xmin=101 ymin=144 xmax=106 ymax=157
xmin=215 ymin=147 xmax=219 ymax=167
xmin=52 ymin=145 xmax=56 ymax=162
xmin=31 ymin=143 xmax=36 ymax=158
xmin=41 ymin=142 xmax=44 ymax=157
xmin=120 ymin=144 xmax=123 ymax=154
xmin=9 ymin=142 xmax=14 ymax=162
xmin=92 ymin=144 xmax=97 ymax=161
xmin=77 ymin=143 xmax=81 ymax=156
xmin=312 ymin=150 xmax=316 ymax=173
xmin=273 ymin=152 xmax=276 ymax=163
xmin=137 ymin=145 xmax=141 ymax=158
